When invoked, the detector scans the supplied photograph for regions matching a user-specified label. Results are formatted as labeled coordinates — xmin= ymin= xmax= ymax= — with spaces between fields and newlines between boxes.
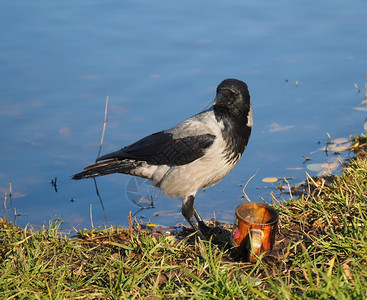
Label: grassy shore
xmin=1 ymin=135 xmax=366 ymax=299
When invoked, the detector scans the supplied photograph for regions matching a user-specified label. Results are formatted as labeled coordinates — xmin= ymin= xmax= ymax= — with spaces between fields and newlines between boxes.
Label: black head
xmin=214 ymin=78 xmax=252 ymax=122
xmin=213 ymin=78 xmax=253 ymax=160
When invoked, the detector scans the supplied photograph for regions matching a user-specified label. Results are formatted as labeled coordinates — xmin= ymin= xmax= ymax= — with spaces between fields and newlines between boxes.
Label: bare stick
xmin=96 ymin=95 xmax=109 ymax=162
xmin=128 ymin=211 xmax=133 ymax=238
xmin=9 ymin=181 xmax=12 ymax=205
xmin=283 ymin=177 xmax=293 ymax=199
xmin=4 ymin=193 xmax=8 ymax=220
xmin=92 ymin=96 xmax=110 ymax=227
xmin=90 ymin=203 xmax=94 ymax=229
xmin=270 ymin=191 xmax=282 ymax=205
xmin=93 ymin=178 xmax=108 ymax=227
xmin=242 ymin=169 xmax=258 ymax=202
xmin=14 ymin=207 xmax=17 ymax=226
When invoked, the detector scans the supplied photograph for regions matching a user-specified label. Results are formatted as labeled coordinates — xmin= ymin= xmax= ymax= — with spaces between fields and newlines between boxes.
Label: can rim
xmin=235 ymin=202 xmax=279 ymax=226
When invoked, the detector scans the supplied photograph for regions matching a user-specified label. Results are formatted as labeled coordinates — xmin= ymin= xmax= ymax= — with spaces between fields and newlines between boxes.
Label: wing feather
xmin=96 ymin=131 xmax=216 ymax=166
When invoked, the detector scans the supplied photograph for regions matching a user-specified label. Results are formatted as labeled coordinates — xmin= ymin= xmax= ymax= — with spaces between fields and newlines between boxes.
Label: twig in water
xmin=283 ymin=177 xmax=293 ymax=199
xmin=302 ymin=156 xmax=311 ymax=164
xmin=259 ymin=196 xmax=269 ymax=205
xmin=4 ymin=193 xmax=8 ymax=219
xmin=9 ymin=181 xmax=12 ymax=205
xmin=325 ymin=132 xmax=333 ymax=155
xmin=305 ymin=171 xmax=320 ymax=198
xmin=242 ymin=170 xmax=258 ymax=202
xmin=51 ymin=177 xmax=58 ymax=193
xmin=90 ymin=204 xmax=94 ymax=229
xmin=363 ymin=74 xmax=367 ymax=104
xmin=354 ymin=83 xmax=361 ymax=94
xmin=91 ymin=96 xmax=110 ymax=227
xmin=326 ymin=132 xmax=333 ymax=143
xmin=128 ymin=211 xmax=133 ymax=237
xmin=317 ymin=178 xmax=325 ymax=197
xmin=96 ymin=95 xmax=109 ymax=162
xmin=93 ymin=178 xmax=108 ymax=227
xmin=270 ymin=191 xmax=282 ymax=205
xmin=14 ymin=207 xmax=17 ymax=226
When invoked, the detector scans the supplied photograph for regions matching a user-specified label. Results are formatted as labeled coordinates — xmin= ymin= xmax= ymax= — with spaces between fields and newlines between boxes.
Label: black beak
xmin=213 ymin=92 xmax=227 ymax=107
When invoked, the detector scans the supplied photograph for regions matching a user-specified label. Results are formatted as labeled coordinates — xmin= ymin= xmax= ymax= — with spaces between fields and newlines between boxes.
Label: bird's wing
xmin=96 ymin=130 xmax=216 ymax=166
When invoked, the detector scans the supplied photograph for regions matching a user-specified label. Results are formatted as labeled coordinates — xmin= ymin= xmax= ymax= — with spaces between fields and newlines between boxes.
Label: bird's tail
xmin=72 ymin=159 xmax=136 ymax=180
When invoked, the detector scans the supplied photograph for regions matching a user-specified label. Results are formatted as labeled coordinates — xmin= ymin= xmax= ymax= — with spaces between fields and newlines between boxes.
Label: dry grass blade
xmin=242 ymin=170 xmax=258 ymax=202
xmin=96 ymin=95 xmax=109 ymax=162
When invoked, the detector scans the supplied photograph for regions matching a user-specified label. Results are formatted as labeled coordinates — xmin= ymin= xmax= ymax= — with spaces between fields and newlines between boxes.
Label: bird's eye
xmin=231 ymin=90 xmax=240 ymax=98
xmin=228 ymin=89 xmax=239 ymax=96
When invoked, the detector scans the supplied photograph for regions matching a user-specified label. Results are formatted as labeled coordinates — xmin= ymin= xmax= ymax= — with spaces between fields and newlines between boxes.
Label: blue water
xmin=1 ymin=1 xmax=366 ymax=231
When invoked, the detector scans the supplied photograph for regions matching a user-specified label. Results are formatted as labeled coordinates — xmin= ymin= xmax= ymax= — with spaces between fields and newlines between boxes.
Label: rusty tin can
xmin=232 ymin=202 xmax=279 ymax=262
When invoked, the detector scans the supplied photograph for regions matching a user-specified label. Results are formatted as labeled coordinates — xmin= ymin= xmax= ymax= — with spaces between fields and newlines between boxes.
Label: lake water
xmin=1 ymin=0 xmax=366 ymax=231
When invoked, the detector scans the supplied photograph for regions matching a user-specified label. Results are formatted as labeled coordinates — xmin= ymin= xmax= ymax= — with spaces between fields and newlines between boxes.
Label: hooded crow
xmin=73 ymin=78 xmax=253 ymax=238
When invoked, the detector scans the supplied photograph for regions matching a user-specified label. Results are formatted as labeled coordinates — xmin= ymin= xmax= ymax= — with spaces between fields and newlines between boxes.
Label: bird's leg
xmin=193 ymin=205 xmax=210 ymax=233
xmin=193 ymin=206 xmax=203 ymax=222
xmin=182 ymin=196 xmax=205 ymax=239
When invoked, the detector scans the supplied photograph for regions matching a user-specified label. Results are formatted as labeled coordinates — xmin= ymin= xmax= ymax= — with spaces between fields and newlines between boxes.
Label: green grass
xmin=271 ymin=153 xmax=367 ymax=299
xmin=1 ymin=136 xmax=367 ymax=299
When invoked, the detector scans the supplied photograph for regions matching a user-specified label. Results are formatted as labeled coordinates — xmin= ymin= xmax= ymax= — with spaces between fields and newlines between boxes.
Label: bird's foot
xmin=187 ymin=218 xmax=207 ymax=239
xmin=198 ymin=221 xmax=210 ymax=236
xmin=197 ymin=230 xmax=206 ymax=240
